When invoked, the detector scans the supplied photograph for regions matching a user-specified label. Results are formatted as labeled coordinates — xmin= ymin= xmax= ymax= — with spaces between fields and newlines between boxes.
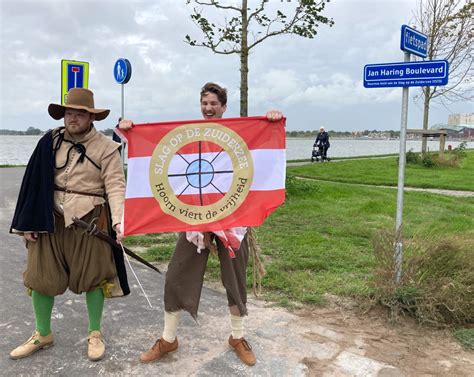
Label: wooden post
xmin=439 ymin=130 xmax=446 ymax=158
xmin=406 ymin=129 xmax=447 ymax=158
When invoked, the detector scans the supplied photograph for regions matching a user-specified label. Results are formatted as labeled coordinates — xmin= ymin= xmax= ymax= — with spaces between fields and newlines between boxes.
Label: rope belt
xmin=54 ymin=185 xmax=105 ymax=198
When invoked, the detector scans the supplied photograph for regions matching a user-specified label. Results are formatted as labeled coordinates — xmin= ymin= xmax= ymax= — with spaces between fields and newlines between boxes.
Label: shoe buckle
xmin=241 ymin=339 xmax=252 ymax=350
xmin=151 ymin=339 xmax=161 ymax=351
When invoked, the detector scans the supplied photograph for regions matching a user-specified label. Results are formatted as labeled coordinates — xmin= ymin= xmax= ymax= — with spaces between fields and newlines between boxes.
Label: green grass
xmin=254 ymin=179 xmax=474 ymax=305
xmin=122 ymin=151 xmax=474 ymax=329
xmin=453 ymin=328 xmax=474 ymax=350
xmin=123 ymin=233 xmax=177 ymax=262
xmin=124 ymin=176 xmax=474 ymax=308
xmin=288 ymin=150 xmax=474 ymax=191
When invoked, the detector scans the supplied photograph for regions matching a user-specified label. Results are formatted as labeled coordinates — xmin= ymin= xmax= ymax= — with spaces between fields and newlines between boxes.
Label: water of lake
xmin=1 ymin=135 xmax=472 ymax=165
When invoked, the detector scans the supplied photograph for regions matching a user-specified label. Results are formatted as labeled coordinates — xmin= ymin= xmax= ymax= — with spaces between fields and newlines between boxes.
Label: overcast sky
xmin=0 ymin=0 xmax=471 ymax=132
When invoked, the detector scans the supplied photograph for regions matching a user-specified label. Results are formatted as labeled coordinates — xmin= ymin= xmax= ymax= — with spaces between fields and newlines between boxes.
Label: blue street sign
xmin=114 ymin=58 xmax=132 ymax=84
xmin=400 ymin=25 xmax=428 ymax=58
xmin=363 ymin=60 xmax=449 ymax=88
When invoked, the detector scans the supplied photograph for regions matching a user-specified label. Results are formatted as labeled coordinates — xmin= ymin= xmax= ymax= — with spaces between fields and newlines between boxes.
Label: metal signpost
xmin=113 ymin=58 xmax=132 ymax=167
xmin=394 ymin=51 xmax=411 ymax=284
xmin=363 ymin=25 xmax=448 ymax=285
xmin=61 ymin=60 xmax=89 ymax=105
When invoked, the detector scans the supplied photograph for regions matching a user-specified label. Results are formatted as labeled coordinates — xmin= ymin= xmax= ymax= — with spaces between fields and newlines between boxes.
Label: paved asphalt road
xmin=1 ymin=167 xmax=406 ymax=377
xmin=0 ymin=167 xmax=309 ymax=376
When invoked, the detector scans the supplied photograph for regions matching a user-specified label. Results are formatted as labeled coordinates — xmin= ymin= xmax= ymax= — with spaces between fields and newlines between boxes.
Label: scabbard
xmin=72 ymin=216 xmax=161 ymax=274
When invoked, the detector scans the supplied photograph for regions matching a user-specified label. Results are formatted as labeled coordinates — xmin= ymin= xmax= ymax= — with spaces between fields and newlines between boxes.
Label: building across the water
xmin=448 ymin=113 xmax=474 ymax=126
xmin=430 ymin=113 xmax=474 ymax=140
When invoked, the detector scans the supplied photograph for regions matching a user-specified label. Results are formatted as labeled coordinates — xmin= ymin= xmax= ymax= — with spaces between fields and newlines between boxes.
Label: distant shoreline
xmin=0 ymin=128 xmax=114 ymax=136
xmin=287 ymin=137 xmax=473 ymax=141
xmin=2 ymin=134 xmax=472 ymax=142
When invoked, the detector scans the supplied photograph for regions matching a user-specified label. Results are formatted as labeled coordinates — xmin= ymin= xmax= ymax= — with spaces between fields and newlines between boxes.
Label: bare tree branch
xmin=184 ymin=0 xmax=334 ymax=116
xmin=412 ymin=0 xmax=473 ymax=153
xmin=192 ymin=0 xmax=240 ymax=12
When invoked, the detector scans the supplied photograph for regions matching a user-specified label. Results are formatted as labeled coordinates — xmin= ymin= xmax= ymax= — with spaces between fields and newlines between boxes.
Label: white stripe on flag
xmin=126 ymin=149 xmax=286 ymax=199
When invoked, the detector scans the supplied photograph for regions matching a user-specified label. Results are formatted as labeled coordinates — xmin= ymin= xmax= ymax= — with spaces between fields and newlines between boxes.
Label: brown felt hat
xmin=48 ymin=88 xmax=110 ymax=121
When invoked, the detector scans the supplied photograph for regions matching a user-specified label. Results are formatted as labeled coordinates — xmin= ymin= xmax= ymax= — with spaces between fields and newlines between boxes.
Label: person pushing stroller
xmin=312 ymin=126 xmax=330 ymax=162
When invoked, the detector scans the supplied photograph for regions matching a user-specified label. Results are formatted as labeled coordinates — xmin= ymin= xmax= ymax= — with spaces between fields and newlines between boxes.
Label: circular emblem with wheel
xmin=149 ymin=123 xmax=254 ymax=224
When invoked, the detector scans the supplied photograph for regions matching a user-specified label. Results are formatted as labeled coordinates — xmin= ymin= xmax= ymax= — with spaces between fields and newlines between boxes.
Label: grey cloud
xmin=1 ymin=0 xmax=470 ymax=132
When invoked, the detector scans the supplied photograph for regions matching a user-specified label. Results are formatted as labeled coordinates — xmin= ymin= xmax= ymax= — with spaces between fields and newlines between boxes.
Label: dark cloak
xmin=10 ymin=130 xmax=130 ymax=296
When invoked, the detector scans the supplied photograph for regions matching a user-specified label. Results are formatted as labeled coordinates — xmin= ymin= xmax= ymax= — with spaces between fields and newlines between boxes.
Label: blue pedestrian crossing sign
xmin=61 ymin=60 xmax=89 ymax=105
xmin=114 ymin=58 xmax=132 ymax=84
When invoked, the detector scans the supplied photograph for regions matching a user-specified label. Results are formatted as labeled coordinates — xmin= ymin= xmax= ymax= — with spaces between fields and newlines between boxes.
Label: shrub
xmin=405 ymin=149 xmax=420 ymax=164
xmin=422 ymin=153 xmax=435 ymax=167
xmin=433 ymin=154 xmax=461 ymax=168
xmin=403 ymin=143 xmax=467 ymax=168
xmin=451 ymin=141 xmax=467 ymax=158
xmin=372 ymin=231 xmax=474 ymax=327
xmin=285 ymin=174 xmax=319 ymax=198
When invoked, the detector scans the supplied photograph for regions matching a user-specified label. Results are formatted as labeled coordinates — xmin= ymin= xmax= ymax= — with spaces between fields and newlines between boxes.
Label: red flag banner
xmin=119 ymin=116 xmax=286 ymax=236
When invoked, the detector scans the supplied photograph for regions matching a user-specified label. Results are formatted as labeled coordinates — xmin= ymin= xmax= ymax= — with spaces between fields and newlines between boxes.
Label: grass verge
xmin=287 ymin=150 xmax=474 ymax=191
xmin=124 ymin=175 xmax=474 ymax=314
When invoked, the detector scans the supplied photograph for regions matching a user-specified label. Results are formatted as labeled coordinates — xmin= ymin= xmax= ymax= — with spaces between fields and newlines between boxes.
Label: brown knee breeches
xmin=23 ymin=205 xmax=117 ymax=296
xmin=164 ymin=232 xmax=249 ymax=318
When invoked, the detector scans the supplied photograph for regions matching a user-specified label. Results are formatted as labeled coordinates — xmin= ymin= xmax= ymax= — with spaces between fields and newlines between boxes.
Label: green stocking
xmin=86 ymin=288 xmax=104 ymax=333
xmin=32 ymin=290 xmax=54 ymax=337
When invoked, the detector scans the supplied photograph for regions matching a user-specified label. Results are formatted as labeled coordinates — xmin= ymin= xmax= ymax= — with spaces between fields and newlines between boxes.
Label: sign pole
xmin=113 ymin=58 xmax=132 ymax=170
xmin=363 ymin=25 xmax=444 ymax=285
xmin=121 ymin=83 xmax=125 ymax=167
xmin=394 ymin=51 xmax=411 ymax=285
xmin=121 ymin=83 xmax=125 ymax=120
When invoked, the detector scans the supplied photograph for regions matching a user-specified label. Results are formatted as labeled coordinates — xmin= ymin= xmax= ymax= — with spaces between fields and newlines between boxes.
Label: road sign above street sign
xmin=114 ymin=58 xmax=132 ymax=84
xmin=400 ymin=25 xmax=428 ymax=58
xmin=61 ymin=60 xmax=89 ymax=105
xmin=363 ymin=60 xmax=449 ymax=88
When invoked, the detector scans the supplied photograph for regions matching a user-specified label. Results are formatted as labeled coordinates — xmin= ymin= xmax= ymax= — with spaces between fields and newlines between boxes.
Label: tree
xmin=185 ymin=0 xmax=334 ymax=116
xmin=412 ymin=0 xmax=473 ymax=154
xmin=25 ymin=127 xmax=42 ymax=135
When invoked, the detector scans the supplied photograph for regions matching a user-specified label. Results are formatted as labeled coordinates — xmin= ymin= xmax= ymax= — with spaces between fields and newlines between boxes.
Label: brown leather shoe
xmin=228 ymin=335 xmax=256 ymax=366
xmin=140 ymin=338 xmax=178 ymax=363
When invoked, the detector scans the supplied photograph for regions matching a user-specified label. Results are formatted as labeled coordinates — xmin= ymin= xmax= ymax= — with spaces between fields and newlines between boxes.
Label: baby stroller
xmin=311 ymin=143 xmax=330 ymax=163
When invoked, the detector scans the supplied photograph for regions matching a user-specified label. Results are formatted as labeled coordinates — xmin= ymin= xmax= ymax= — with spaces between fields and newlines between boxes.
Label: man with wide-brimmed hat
xmin=10 ymin=88 xmax=128 ymax=361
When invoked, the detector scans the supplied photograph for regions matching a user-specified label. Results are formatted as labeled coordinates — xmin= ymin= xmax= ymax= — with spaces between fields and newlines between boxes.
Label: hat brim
xmin=48 ymin=104 xmax=110 ymax=121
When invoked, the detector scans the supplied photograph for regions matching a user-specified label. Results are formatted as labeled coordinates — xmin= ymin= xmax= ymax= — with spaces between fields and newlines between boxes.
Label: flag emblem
xmin=121 ymin=116 xmax=286 ymax=235
xmin=149 ymin=122 xmax=254 ymax=224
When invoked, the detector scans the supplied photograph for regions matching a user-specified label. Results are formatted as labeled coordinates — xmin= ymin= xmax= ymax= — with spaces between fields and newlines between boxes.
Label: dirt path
xmin=203 ymin=278 xmax=473 ymax=377
xmin=295 ymin=176 xmax=474 ymax=198
xmin=292 ymin=300 xmax=473 ymax=376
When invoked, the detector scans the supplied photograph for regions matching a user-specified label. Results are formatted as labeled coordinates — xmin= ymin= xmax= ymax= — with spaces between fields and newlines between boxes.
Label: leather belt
xmin=54 ymin=185 xmax=105 ymax=198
